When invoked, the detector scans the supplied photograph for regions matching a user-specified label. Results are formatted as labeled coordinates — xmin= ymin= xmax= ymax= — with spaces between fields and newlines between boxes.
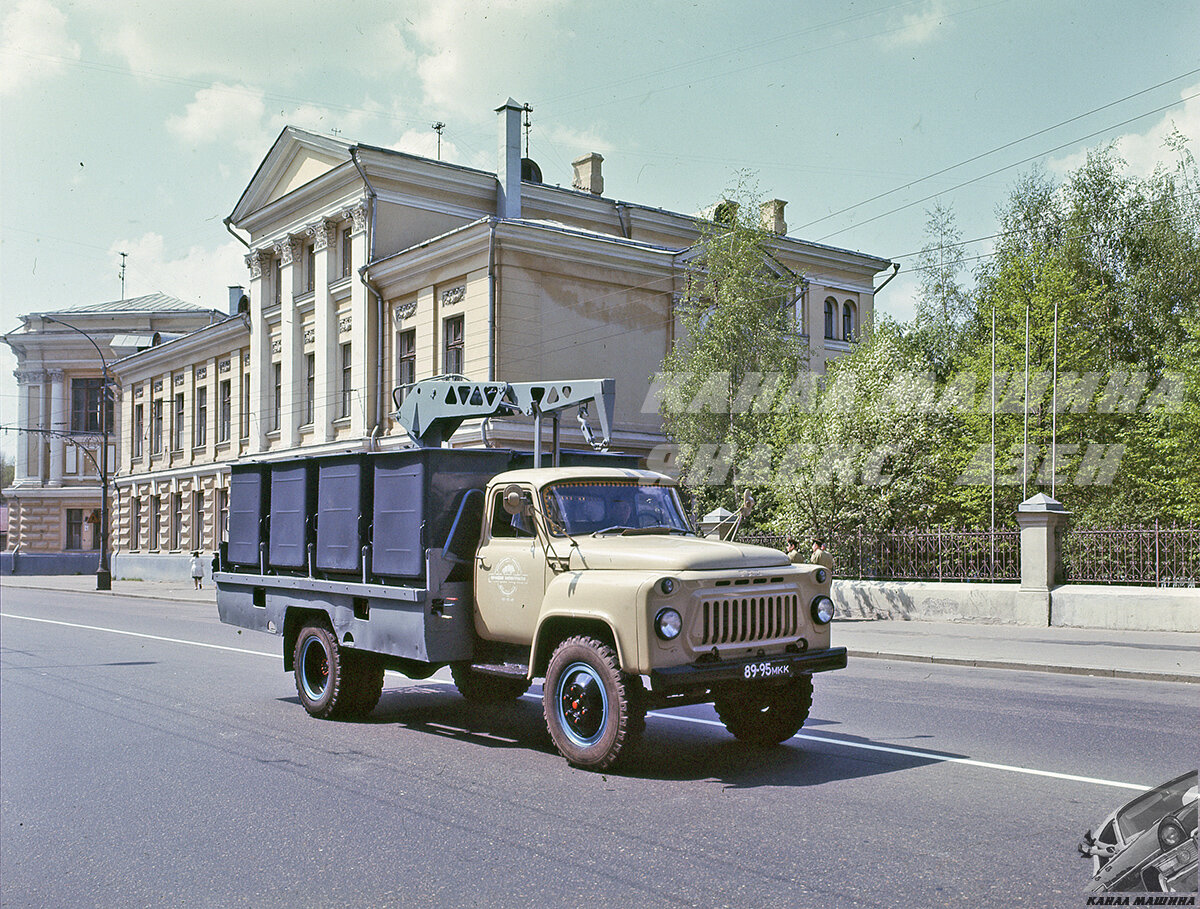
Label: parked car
xmin=1080 ymin=770 xmax=1198 ymax=893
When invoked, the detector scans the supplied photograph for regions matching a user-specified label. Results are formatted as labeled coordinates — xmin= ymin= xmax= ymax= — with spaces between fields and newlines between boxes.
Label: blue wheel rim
xmin=300 ymin=636 xmax=330 ymax=702
xmin=556 ymin=661 xmax=608 ymax=747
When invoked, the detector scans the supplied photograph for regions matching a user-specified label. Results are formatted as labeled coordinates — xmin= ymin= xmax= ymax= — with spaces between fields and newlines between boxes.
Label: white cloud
xmin=1049 ymin=82 xmax=1200 ymax=179
xmin=166 ymin=83 xmax=267 ymax=149
xmin=0 ymin=0 xmax=80 ymax=96
xmin=111 ymin=234 xmax=250 ymax=312
xmin=880 ymin=0 xmax=948 ymax=48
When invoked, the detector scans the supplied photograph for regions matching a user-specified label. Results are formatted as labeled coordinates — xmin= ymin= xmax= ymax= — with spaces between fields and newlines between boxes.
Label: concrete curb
xmin=848 ymin=650 xmax=1200 ymax=685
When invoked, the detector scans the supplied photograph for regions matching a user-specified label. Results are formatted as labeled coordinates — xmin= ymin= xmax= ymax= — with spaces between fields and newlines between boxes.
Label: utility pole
xmin=432 ymin=121 xmax=445 ymax=160
xmin=119 ymin=251 xmax=127 ymax=300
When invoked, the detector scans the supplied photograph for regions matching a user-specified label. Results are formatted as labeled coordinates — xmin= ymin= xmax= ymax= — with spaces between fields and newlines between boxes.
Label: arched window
xmin=824 ymin=297 xmax=836 ymax=339
xmin=843 ymin=301 xmax=857 ymax=342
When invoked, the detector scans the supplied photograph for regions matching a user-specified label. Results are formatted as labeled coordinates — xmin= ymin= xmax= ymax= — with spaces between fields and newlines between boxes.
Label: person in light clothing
xmin=811 ymin=538 xmax=834 ymax=573
xmin=190 ymin=551 xmax=204 ymax=589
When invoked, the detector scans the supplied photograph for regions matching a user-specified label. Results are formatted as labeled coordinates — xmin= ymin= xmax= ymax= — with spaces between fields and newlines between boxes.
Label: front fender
xmin=531 ymin=570 xmax=657 ymax=675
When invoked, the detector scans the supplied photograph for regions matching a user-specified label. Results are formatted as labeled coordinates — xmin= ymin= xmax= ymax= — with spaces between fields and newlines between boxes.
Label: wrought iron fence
xmin=738 ymin=528 xmax=1022 ymax=582
xmin=1061 ymin=523 xmax=1198 ymax=587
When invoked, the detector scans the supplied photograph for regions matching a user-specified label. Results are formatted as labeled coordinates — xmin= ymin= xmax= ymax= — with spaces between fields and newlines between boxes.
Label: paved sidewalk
xmin=3 ymin=574 xmax=1196 ymax=683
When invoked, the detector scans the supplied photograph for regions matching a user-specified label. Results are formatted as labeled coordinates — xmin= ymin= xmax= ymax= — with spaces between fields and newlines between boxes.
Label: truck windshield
xmin=541 ymin=481 xmax=693 ymax=537
xmin=1115 ymin=772 xmax=1197 ymax=841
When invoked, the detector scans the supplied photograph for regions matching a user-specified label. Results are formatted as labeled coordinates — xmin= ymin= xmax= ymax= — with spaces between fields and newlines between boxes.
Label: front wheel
xmin=293 ymin=624 xmax=382 ymax=720
xmin=450 ymin=664 xmax=532 ymax=703
xmin=714 ymin=675 xmax=814 ymax=745
xmin=543 ymin=636 xmax=634 ymax=770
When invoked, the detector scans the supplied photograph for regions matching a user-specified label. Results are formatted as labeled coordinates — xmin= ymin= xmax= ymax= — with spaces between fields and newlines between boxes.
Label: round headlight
xmin=1159 ymin=818 xmax=1186 ymax=850
xmin=814 ymin=567 xmax=828 ymax=584
xmin=811 ymin=595 xmax=835 ymax=625
xmin=659 ymin=577 xmax=677 ymax=595
xmin=655 ymin=608 xmax=682 ymax=640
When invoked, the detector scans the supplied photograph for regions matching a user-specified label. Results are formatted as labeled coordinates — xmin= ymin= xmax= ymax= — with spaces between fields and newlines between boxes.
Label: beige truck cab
xmin=464 ymin=465 xmax=845 ymax=769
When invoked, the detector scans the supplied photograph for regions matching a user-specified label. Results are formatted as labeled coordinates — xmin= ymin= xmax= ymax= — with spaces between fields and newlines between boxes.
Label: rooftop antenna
xmin=330 ymin=127 xmax=342 ymax=138
xmin=432 ymin=121 xmax=445 ymax=160
xmin=521 ymin=103 xmax=533 ymax=158
xmin=119 ymin=251 xmax=127 ymax=300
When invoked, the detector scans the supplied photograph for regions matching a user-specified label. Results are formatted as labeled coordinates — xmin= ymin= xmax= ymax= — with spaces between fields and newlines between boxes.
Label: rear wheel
xmin=450 ymin=664 xmax=532 ymax=702
xmin=714 ymin=675 xmax=813 ymax=745
xmin=293 ymin=624 xmax=382 ymax=719
xmin=543 ymin=636 xmax=634 ymax=770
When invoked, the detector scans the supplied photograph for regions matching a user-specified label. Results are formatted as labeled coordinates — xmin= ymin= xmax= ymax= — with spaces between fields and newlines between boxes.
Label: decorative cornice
xmin=312 ymin=219 xmax=339 ymax=251
xmin=46 ymin=368 xmax=65 ymax=382
xmin=344 ymin=203 xmax=368 ymax=233
xmin=14 ymin=368 xmax=45 ymax=384
xmin=440 ymin=284 xmax=466 ymax=307
xmin=245 ymin=249 xmax=269 ymax=279
xmin=275 ymin=237 xmax=301 ymax=265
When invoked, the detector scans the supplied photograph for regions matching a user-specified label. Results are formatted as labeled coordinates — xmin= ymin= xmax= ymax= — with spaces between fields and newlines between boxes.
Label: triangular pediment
xmin=229 ymin=126 xmax=352 ymax=224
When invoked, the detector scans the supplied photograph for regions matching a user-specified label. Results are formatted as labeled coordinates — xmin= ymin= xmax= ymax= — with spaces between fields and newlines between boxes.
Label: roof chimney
xmin=761 ymin=199 xmax=787 ymax=234
xmin=228 ymin=285 xmax=247 ymax=315
xmin=496 ymin=98 xmax=523 ymax=219
xmin=572 ymin=153 xmax=604 ymax=195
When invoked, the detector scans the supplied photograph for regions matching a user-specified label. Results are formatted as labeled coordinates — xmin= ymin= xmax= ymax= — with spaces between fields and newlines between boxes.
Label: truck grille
xmin=699 ymin=594 xmax=800 ymax=645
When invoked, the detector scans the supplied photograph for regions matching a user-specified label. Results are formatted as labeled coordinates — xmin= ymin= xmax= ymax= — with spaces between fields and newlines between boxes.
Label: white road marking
xmin=2 ymin=611 xmax=1155 ymax=792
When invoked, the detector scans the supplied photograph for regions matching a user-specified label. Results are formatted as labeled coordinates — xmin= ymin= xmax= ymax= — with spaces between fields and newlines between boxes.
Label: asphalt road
xmin=1 ymin=586 xmax=1195 ymax=909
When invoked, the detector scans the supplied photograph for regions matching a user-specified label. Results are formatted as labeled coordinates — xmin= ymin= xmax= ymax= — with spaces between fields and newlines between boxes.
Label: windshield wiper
xmin=593 ymin=525 xmax=635 ymax=536
xmin=619 ymin=525 xmax=690 ymax=536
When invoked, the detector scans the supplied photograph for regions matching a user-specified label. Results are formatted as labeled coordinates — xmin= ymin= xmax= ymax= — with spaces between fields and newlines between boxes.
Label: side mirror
xmin=503 ymin=484 xmax=531 ymax=516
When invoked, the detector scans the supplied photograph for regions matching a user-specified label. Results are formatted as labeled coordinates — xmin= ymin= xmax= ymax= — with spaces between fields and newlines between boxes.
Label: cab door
xmin=474 ymin=485 xmax=547 ymax=644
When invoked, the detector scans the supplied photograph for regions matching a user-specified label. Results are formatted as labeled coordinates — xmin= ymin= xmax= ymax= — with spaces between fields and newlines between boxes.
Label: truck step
xmin=469 ymin=662 xmax=530 ymax=679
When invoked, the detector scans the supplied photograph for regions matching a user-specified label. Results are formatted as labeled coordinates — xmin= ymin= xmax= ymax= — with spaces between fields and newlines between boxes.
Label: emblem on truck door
xmin=492 ymin=556 xmax=529 ymax=599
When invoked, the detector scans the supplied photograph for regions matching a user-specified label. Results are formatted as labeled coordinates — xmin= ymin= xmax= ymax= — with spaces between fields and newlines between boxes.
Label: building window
xmin=272 ymin=257 xmax=282 ymax=307
xmin=66 ymin=508 xmax=84 ymax=550
xmin=192 ymin=490 xmax=204 ymax=551
xmin=396 ymin=329 xmax=416 ymax=403
xmin=173 ymin=393 xmax=185 ymax=451
xmin=341 ymin=228 xmax=353 ymax=278
xmin=171 ymin=492 xmax=183 ymax=551
xmin=340 ymin=342 xmax=352 ymax=418
xmin=151 ymin=399 xmax=163 ymax=454
xmin=217 ymin=488 xmax=229 ymax=543
xmin=304 ymin=242 xmax=315 ymax=293
xmin=272 ymin=363 xmax=282 ymax=431
xmin=304 ymin=353 xmax=315 ymax=425
xmin=133 ymin=403 xmax=144 ymax=460
xmin=150 ymin=495 xmax=160 ymax=550
xmin=241 ymin=377 xmax=251 ymax=439
xmin=824 ymin=297 xmax=836 ymax=340
xmin=843 ymin=301 xmax=857 ymax=342
xmin=195 ymin=386 xmax=208 ymax=447
xmin=219 ymin=379 xmax=231 ymax=443
xmin=71 ymin=377 xmax=112 ymax=432
xmin=443 ymin=315 xmax=464 ymax=376
xmin=130 ymin=497 xmax=141 ymax=551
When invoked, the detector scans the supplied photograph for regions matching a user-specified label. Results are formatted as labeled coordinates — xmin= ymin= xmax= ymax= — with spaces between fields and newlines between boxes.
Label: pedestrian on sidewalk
xmin=190 ymin=551 xmax=204 ymax=589
xmin=811 ymin=538 xmax=834 ymax=573
xmin=785 ymin=537 xmax=804 ymax=564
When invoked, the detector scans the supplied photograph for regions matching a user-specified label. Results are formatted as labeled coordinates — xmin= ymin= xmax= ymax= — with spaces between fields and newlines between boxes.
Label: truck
xmin=214 ymin=376 xmax=846 ymax=770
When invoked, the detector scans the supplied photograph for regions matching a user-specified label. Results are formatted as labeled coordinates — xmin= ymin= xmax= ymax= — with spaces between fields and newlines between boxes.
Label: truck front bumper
xmin=648 ymin=646 xmax=848 ymax=692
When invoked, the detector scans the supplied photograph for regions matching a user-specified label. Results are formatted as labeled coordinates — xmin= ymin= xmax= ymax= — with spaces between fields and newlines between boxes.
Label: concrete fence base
xmin=834 ymin=579 xmax=1200 ymax=632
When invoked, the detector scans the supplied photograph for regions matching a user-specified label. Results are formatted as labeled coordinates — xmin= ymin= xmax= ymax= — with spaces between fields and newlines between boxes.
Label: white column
xmin=312 ymin=220 xmax=337 ymax=441
xmin=13 ymin=370 xmax=31 ymax=481
xmin=346 ymin=206 xmax=369 ymax=439
xmin=245 ymin=248 xmax=271 ymax=454
xmin=279 ymin=236 xmax=301 ymax=448
xmin=48 ymin=369 xmax=66 ymax=486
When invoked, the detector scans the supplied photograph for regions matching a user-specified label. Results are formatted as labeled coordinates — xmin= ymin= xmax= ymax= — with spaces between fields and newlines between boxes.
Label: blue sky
xmin=2 ymin=0 xmax=1198 ymax=456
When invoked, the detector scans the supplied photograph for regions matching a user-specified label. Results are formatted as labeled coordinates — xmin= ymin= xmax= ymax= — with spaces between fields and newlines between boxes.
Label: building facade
xmin=2 ymin=296 xmax=220 ymax=574
xmin=109 ymin=308 xmax=251 ymax=581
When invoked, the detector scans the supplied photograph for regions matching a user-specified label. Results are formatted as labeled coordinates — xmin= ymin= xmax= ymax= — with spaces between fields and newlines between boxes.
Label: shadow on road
xmin=285 ymin=681 xmax=966 ymax=789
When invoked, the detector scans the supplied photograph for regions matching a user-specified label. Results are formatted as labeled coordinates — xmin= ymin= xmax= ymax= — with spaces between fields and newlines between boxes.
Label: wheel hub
xmin=557 ymin=663 xmax=607 ymax=745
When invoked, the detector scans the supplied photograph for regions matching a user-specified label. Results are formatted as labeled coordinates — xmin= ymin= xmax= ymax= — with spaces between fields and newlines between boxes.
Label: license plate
xmin=743 ymin=659 xmax=793 ymax=680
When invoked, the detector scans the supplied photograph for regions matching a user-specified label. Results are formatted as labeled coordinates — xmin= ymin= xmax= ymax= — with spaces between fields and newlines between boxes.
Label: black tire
xmin=714 ymin=675 xmax=814 ymax=745
xmin=293 ymin=624 xmax=381 ymax=720
xmin=450 ymin=664 xmax=532 ymax=703
xmin=543 ymin=636 xmax=634 ymax=770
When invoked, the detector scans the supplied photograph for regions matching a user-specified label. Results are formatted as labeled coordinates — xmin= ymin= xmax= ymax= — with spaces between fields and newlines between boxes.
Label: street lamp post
xmin=44 ymin=316 xmax=112 ymax=591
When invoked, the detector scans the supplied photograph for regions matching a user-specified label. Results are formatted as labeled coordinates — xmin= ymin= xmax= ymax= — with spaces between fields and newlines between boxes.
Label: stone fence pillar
xmin=1016 ymin=493 xmax=1071 ymax=591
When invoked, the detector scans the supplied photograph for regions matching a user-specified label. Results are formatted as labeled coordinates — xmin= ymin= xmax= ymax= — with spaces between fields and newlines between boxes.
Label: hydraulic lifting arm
xmin=393 ymin=376 xmax=615 ymax=462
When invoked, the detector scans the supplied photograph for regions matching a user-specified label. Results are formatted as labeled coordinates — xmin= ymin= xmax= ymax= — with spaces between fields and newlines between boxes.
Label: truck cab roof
xmin=491 ymin=466 xmax=675 ymax=487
